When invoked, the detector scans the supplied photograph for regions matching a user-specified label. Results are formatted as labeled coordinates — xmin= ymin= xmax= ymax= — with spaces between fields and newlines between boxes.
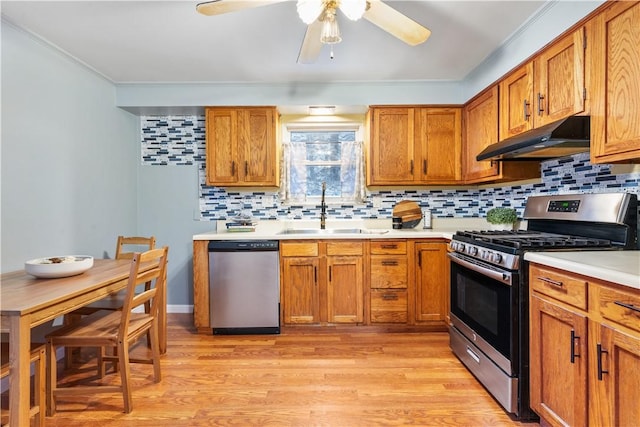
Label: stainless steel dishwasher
xmin=208 ymin=240 xmax=280 ymax=334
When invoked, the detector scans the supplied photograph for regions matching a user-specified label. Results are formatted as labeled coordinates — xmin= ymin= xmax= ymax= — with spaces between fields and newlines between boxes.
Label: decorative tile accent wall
xmin=141 ymin=116 xmax=205 ymax=165
xmin=141 ymin=116 xmax=640 ymax=220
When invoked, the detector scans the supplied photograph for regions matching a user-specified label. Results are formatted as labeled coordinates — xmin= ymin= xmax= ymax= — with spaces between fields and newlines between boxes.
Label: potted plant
xmin=486 ymin=207 xmax=518 ymax=230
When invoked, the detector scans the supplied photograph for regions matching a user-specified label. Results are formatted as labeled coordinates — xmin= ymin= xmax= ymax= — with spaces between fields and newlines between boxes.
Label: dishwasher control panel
xmin=208 ymin=240 xmax=279 ymax=251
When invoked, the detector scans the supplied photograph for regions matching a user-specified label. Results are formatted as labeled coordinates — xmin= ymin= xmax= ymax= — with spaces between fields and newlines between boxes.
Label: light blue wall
xmin=1 ymin=22 xmax=138 ymax=271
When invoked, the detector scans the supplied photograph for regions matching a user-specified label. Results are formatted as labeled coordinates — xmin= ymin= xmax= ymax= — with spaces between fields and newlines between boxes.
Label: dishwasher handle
xmin=208 ymin=240 xmax=279 ymax=252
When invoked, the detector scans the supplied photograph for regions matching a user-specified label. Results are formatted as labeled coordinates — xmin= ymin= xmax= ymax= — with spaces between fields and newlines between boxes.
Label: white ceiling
xmin=1 ymin=0 xmax=549 ymax=85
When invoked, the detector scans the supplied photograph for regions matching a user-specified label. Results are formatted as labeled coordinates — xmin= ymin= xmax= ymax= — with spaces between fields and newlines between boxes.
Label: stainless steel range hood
xmin=476 ymin=116 xmax=590 ymax=161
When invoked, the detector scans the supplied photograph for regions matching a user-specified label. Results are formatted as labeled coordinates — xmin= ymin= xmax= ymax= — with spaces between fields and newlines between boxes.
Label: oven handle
xmin=448 ymin=253 xmax=513 ymax=286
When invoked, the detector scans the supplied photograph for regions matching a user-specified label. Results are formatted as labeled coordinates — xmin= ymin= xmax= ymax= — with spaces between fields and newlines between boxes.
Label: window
xmin=280 ymin=125 xmax=365 ymax=203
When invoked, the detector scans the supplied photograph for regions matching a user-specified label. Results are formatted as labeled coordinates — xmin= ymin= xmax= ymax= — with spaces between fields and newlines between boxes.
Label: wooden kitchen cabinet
xmin=369 ymin=240 xmax=408 ymax=323
xmin=367 ymin=106 xmax=461 ymax=185
xmin=529 ymin=263 xmax=640 ymax=427
xmin=414 ymin=241 xmax=449 ymax=327
xmin=281 ymin=240 xmax=364 ymax=325
xmin=590 ymin=1 xmax=640 ymax=163
xmin=530 ymin=291 xmax=589 ymax=426
xmin=499 ymin=27 xmax=585 ymax=141
xmin=205 ymin=106 xmax=279 ymax=186
xmin=463 ymin=85 xmax=540 ymax=183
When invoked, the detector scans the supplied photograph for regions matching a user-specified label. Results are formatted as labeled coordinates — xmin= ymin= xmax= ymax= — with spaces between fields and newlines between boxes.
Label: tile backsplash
xmin=141 ymin=116 xmax=640 ymax=220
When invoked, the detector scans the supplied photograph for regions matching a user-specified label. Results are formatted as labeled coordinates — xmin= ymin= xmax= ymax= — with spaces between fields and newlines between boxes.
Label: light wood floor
xmin=38 ymin=314 xmax=539 ymax=426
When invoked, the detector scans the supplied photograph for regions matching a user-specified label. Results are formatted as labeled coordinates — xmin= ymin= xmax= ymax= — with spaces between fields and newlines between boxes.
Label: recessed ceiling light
xmin=309 ymin=106 xmax=336 ymax=116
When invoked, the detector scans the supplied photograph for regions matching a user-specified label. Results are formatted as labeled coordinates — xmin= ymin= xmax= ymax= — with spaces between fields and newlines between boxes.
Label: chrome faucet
xmin=320 ymin=181 xmax=327 ymax=230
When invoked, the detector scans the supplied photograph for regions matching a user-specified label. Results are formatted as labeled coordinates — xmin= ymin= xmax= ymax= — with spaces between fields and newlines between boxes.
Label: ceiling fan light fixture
xmin=296 ymin=0 xmax=324 ymax=24
xmin=320 ymin=10 xmax=341 ymax=44
xmin=339 ymin=0 xmax=366 ymax=21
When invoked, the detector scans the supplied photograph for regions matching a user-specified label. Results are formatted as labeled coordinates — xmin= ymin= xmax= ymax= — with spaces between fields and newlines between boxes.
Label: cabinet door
xmin=591 ymin=1 xmax=640 ymax=163
xmin=418 ymin=108 xmax=461 ymax=183
xmin=206 ymin=108 xmax=238 ymax=185
xmin=327 ymin=255 xmax=363 ymax=323
xmin=591 ymin=323 xmax=640 ymax=427
xmin=282 ymin=257 xmax=320 ymax=324
xmin=530 ymin=295 xmax=588 ymax=427
xmin=238 ymin=108 xmax=277 ymax=186
xmin=368 ymin=107 xmax=415 ymax=185
xmin=463 ymin=86 xmax=500 ymax=183
xmin=414 ymin=242 xmax=448 ymax=323
xmin=534 ymin=27 xmax=585 ymax=127
xmin=499 ymin=63 xmax=534 ymax=140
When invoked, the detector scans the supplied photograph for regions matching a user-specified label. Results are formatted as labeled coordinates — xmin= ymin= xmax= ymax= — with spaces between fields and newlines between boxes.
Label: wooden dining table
xmin=0 ymin=258 xmax=168 ymax=427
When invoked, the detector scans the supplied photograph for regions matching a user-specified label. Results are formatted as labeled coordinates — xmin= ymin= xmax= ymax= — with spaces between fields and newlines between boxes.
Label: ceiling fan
xmin=196 ymin=0 xmax=431 ymax=64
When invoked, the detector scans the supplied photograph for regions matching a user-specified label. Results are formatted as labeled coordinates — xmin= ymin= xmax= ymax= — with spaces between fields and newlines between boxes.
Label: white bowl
xmin=25 ymin=255 xmax=94 ymax=279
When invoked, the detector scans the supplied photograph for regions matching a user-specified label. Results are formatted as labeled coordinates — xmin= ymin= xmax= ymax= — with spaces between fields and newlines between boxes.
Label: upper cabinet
xmin=205 ymin=107 xmax=279 ymax=187
xmin=590 ymin=1 xmax=640 ymax=163
xmin=463 ymin=85 xmax=539 ymax=183
xmin=499 ymin=27 xmax=586 ymax=141
xmin=367 ymin=106 xmax=461 ymax=186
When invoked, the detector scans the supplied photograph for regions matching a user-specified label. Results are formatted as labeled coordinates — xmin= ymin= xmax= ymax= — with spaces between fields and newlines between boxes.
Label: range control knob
xmin=469 ymin=247 xmax=478 ymax=256
xmin=494 ymin=253 xmax=503 ymax=263
xmin=457 ymin=243 xmax=466 ymax=252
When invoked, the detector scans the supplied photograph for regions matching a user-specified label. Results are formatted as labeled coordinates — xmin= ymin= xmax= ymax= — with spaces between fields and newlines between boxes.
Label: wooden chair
xmin=0 ymin=343 xmax=46 ymax=427
xmin=46 ymin=247 xmax=168 ymax=415
xmin=64 ymin=236 xmax=156 ymax=367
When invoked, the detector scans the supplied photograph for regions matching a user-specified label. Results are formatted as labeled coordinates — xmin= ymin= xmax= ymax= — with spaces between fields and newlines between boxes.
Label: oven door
xmin=448 ymin=252 xmax=518 ymax=376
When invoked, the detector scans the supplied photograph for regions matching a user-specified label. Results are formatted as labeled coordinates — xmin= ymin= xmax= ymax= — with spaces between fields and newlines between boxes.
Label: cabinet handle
xmin=570 ymin=330 xmax=581 ymax=363
xmin=614 ymin=301 xmax=640 ymax=314
xmin=314 ymin=267 xmax=317 ymax=284
xmin=423 ymin=160 xmax=427 ymax=174
xmin=380 ymin=244 xmax=397 ymax=249
xmin=381 ymin=293 xmax=398 ymax=301
xmin=537 ymin=93 xmax=545 ymax=115
xmin=537 ymin=276 xmax=563 ymax=287
xmin=244 ymin=161 xmax=248 ymax=176
xmin=410 ymin=160 xmax=414 ymax=175
xmin=231 ymin=161 xmax=236 ymax=175
xmin=381 ymin=260 xmax=399 ymax=266
xmin=523 ymin=99 xmax=531 ymax=121
xmin=329 ymin=266 xmax=332 ymax=282
xmin=597 ymin=343 xmax=609 ymax=381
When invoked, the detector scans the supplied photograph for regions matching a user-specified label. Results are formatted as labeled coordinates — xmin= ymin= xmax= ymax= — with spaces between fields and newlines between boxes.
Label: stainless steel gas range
xmin=448 ymin=193 xmax=638 ymax=421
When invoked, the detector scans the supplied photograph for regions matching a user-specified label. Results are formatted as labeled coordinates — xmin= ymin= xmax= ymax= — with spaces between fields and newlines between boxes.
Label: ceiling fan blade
xmin=196 ymin=0 xmax=287 ymax=16
xmin=363 ymin=0 xmax=431 ymax=46
xmin=297 ymin=20 xmax=323 ymax=64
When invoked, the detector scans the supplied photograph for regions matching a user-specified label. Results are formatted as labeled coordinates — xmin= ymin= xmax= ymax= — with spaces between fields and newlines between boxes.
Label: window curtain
xmin=280 ymin=140 xmax=365 ymax=203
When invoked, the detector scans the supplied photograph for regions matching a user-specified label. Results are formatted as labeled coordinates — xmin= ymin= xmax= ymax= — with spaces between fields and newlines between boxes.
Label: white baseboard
xmin=167 ymin=304 xmax=193 ymax=314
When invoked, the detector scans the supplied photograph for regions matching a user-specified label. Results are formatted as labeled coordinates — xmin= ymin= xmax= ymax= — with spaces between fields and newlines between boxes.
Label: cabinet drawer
xmin=326 ymin=241 xmax=363 ymax=256
xmin=370 ymin=289 xmax=408 ymax=323
xmin=597 ymin=285 xmax=640 ymax=334
xmin=370 ymin=256 xmax=408 ymax=289
xmin=281 ymin=242 xmax=319 ymax=257
xmin=530 ymin=265 xmax=588 ymax=310
xmin=370 ymin=240 xmax=407 ymax=255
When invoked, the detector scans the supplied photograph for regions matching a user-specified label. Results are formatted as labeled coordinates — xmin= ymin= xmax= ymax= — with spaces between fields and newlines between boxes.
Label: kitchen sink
xmin=277 ymin=228 xmax=389 ymax=235
xmin=278 ymin=228 xmax=364 ymax=235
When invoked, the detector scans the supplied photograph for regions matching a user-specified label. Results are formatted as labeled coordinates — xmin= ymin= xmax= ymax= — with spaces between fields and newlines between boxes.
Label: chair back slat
xmin=115 ymin=236 xmax=156 ymax=260
xmin=118 ymin=247 xmax=168 ymax=340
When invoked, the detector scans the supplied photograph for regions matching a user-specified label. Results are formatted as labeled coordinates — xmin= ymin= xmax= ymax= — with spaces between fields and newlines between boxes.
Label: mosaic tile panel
xmin=141 ymin=116 xmax=205 ymax=165
xmin=140 ymin=117 xmax=640 ymax=220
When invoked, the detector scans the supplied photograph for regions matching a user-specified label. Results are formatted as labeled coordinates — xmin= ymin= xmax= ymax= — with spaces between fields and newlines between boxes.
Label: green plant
xmin=486 ymin=207 xmax=518 ymax=224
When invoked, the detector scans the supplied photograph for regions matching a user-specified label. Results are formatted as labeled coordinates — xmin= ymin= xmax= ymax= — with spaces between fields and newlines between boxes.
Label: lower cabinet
xmin=414 ymin=241 xmax=449 ymax=325
xmin=529 ymin=263 xmax=640 ymax=426
xmin=281 ymin=240 xmax=364 ymax=325
xmin=369 ymin=240 xmax=408 ymax=323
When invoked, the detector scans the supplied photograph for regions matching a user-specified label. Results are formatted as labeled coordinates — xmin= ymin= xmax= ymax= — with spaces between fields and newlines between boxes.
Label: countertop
xmin=192 ymin=218 xmax=497 ymax=241
xmin=525 ymin=250 xmax=640 ymax=290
